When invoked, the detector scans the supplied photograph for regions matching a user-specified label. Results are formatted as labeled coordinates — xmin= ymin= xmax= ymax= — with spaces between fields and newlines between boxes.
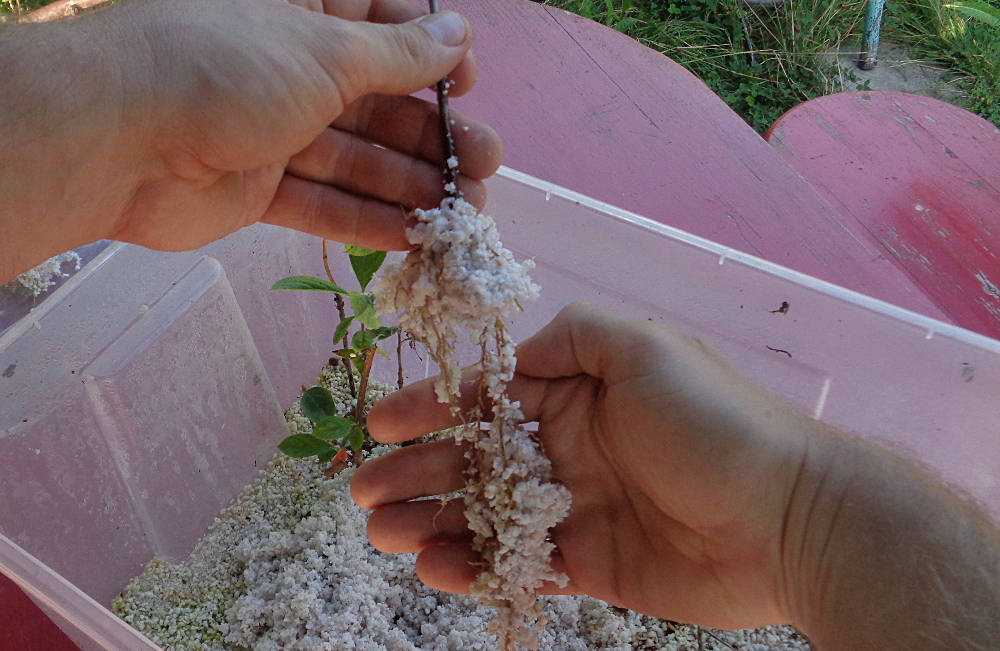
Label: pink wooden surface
xmin=766 ymin=91 xmax=1000 ymax=339
xmin=445 ymin=0 xmax=949 ymax=322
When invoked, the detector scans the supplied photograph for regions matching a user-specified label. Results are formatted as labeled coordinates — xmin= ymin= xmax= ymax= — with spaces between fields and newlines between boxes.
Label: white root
xmin=374 ymin=197 xmax=571 ymax=650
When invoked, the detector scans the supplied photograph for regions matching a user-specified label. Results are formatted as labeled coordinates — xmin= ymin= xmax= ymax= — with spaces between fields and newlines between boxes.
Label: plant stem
xmin=322 ymin=239 xmax=357 ymax=399
xmin=322 ymin=239 xmax=348 ymax=324
xmin=429 ymin=0 xmax=460 ymax=199
xmin=353 ymin=346 xmax=378 ymax=465
xmin=396 ymin=330 xmax=404 ymax=390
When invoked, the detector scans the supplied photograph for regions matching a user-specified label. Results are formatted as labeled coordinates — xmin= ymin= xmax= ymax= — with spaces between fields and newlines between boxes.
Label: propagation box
xmin=1 ymin=169 xmax=998 ymax=650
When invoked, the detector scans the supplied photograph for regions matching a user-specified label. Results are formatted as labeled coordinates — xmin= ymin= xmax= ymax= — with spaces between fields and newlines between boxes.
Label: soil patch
xmin=823 ymin=41 xmax=962 ymax=101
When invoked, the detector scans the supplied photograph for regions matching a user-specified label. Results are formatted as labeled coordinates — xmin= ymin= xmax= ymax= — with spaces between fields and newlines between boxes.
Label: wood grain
xmin=767 ymin=91 xmax=1000 ymax=338
xmin=443 ymin=0 xmax=948 ymax=322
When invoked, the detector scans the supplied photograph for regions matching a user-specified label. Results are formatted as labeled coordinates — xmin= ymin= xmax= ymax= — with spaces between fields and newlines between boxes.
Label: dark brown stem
xmin=428 ymin=0 xmax=459 ymax=199
xmin=323 ymin=239 xmax=348 ymax=324
xmin=396 ymin=330 xmax=404 ymax=390
xmin=322 ymin=239 xmax=357 ymax=398
xmin=353 ymin=346 xmax=378 ymax=465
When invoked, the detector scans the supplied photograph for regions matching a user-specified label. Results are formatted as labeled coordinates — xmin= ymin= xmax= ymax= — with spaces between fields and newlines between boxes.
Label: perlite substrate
xmin=112 ymin=366 xmax=813 ymax=651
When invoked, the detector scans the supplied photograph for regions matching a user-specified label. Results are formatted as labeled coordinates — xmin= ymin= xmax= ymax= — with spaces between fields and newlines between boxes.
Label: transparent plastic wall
xmin=1 ymin=168 xmax=999 ymax=650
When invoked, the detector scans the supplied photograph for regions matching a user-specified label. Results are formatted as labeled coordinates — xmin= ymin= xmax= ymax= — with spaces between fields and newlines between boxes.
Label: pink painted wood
xmin=766 ymin=91 xmax=1000 ymax=339
xmin=443 ymin=0 xmax=949 ymax=322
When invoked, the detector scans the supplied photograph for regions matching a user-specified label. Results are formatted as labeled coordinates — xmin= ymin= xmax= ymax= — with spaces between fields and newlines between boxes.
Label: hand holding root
xmin=353 ymin=303 xmax=808 ymax=632
xmin=354 ymin=303 xmax=1000 ymax=650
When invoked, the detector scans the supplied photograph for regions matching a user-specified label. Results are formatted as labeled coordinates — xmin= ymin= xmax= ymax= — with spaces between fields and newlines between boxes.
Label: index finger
xmin=351 ymin=437 xmax=469 ymax=508
xmin=366 ymin=368 xmax=550 ymax=444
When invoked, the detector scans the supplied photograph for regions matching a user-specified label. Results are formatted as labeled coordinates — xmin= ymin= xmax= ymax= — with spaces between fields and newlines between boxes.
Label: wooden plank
xmin=443 ymin=0 xmax=949 ymax=322
xmin=766 ymin=91 xmax=1000 ymax=338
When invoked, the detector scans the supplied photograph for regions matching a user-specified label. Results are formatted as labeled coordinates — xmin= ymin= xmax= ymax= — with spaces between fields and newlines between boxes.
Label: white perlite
xmin=112 ymin=366 xmax=812 ymax=651
xmin=373 ymin=197 xmax=571 ymax=650
xmin=10 ymin=251 xmax=81 ymax=296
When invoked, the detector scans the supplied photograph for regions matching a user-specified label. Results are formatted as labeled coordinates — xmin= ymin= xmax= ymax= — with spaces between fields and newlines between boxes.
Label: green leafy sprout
xmin=271 ymin=241 xmax=402 ymax=471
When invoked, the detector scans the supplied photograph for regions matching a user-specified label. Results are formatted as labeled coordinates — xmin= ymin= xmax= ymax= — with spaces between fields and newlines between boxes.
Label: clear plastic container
xmin=0 ymin=240 xmax=112 ymax=337
xmin=1 ymin=168 xmax=998 ymax=650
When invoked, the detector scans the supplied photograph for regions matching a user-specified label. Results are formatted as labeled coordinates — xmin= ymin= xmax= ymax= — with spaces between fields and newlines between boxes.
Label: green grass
xmin=546 ymin=0 xmax=1000 ymax=131
xmin=888 ymin=0 xmax=1000 ymax=123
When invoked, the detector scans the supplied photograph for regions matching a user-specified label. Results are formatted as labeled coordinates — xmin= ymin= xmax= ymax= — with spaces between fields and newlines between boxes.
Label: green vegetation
xmin=890 ymin=0 xmax=1000 ymax=123
xmin=271 ymin=243 xmax=400 ymax=470
xmin=546 ymin=0 xmax=1000 ymax=130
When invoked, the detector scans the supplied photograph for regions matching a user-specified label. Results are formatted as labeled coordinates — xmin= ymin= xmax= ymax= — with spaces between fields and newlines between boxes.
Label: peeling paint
xmin=892 ymin=116 xmax=916 ymax=138
xmin=975 ymin=271 xmax=1000 ymax=301
xmin=978 ymin=297 xmax=1000 ymax=318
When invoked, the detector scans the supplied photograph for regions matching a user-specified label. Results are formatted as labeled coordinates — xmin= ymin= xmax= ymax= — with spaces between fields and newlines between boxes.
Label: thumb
xmin=318 ymin=11 xmax=472 ymax=106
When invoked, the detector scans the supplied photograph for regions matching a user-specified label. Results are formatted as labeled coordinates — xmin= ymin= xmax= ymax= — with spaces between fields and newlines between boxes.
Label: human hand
xmin=352 ymin=302 xmax=816 ymax=630
xmin=105 ymin=0 xmax=501 ymax=252
xmin=0 ymin=0 xmax=502 ymax=281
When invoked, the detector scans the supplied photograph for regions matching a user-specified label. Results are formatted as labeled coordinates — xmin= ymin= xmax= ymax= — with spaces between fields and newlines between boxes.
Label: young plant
xmin=270 ymin=242 xmax=398 ymax=472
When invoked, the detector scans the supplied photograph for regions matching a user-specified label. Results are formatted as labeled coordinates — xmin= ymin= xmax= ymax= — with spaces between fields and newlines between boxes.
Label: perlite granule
xmin=9 ymin=251 xmax=81 ymax=296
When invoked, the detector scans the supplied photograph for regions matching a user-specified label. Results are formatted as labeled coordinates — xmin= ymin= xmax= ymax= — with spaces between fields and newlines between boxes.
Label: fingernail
xmin=419 ymin=11 xmax=467 ymax=47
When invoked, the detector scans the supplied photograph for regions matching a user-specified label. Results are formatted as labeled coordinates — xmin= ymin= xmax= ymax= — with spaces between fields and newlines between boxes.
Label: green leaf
xmin=370 ymin=326 xmax=400 ymax=340
xmin=349 ymin=251 xmax=387 ymax=291
xmin=311 ymin=416 xmax=354 ymax=441
xmin=375 ymin=348 xmax=390 ymax=359
xmin=348 ymin=292 xmax=380 ymax=328
xmin=317 ymin=448 xmax=340 ymax=464
xmin=300 ymin=387 xmax=338 ymax=423
xmin=947 ymin=1 xmax=1000 ymax=26
xmin=344 ymin=243 xmax=378 ymax=257
xmin=278 ymin=434 xmax=334 ymax=458
xmin=333 ymin=316 xmax=354 ymax=345
xmin=270 ymin=276 xmax=347 ymax=294
xmin=353 ymin=355 xmax=367 ymax=374
xmin=347 ymin=426 xmax=365 ymax=451
xmin=333 ymin=348 xmax=356 ymax=359
xmin=615 ymin=16 xmax=638 ymax=32
xmin=352 ymin=329 xmax=375 ymax=353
